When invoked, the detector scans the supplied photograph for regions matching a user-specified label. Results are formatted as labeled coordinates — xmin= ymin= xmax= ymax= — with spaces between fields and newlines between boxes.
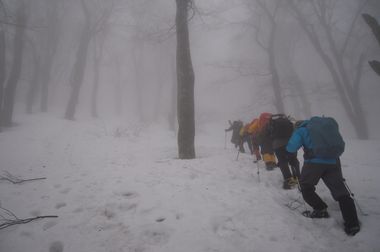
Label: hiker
xmin=225 ymin=120 xmax=244 ymax=152
xmin=268 ymin=114 xmax=300 ymax=189
xmin=248 ymin=118 xmax=261 ymax=162
xmin=248 ymin=113 xmax=276 ymax=170
xmin=286 ymin=117 xmax=360 ymax=236
xmin=239 ymin=123 xmax=254 ymax=155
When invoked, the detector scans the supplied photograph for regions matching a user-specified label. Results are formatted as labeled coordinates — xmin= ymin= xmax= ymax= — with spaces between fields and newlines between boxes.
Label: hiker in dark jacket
xmin=272 ymin=135 xmax=300 ymax=189
xmin=286 ymin=119 xmax=360 ymax=236
xmin=225 ymin=120 xmax=244 ymax=152
xmin=239 ymin=123 xmax=254 ymax=155
xmin=269 ymin=115 xmax=300 ymax=189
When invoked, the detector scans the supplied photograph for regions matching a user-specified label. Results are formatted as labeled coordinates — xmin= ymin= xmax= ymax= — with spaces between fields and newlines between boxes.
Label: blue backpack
xmin=306 ymin=116 xmax=345 ymax=158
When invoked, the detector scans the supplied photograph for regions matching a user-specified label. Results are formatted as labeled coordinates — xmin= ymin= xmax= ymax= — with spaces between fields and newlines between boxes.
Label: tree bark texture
xmin=176 ymin=0 xmax=195 ymax=159
xmin=0 ymin=29 xmax=5 ymax=129
xmin=362 ymin=14 xmax=380 ymax=76
xmin=168 ymin=53 xmax=177 ymax=131
xmin=132 ymin=41 xmax=145 ymax=122
xmin=64 ymin=2 xmax=92 ymax=121
xmin=2 ymin=2 xmax=28 ymax=126
xmin=64 ymin=30 xmax=91 ymax=120
xmin=267 ymin=23 xmax=284 ymax=113
xmin=26 ymin=42 xmax=41 ymax=114
xmin=40 ymin=0 xmax=60 ymax=112
xmin=254 ymin=0 xmax=285 ymax=113
xmin=91 ymin=39 xmax=103 ymax=118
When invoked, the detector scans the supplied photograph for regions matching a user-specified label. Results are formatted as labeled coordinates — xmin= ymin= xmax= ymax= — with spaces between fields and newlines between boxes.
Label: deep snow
xmin=0 ymin=114 xmax=379 ymax=252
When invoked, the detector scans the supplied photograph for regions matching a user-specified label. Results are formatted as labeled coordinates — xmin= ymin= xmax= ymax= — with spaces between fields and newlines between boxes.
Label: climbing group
xmin=225 ymin=113 xmax=361 ymax=236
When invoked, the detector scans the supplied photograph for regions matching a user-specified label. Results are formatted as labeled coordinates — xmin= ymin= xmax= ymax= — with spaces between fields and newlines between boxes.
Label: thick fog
xmin=1 ymin=0 xmax=379 ymax=139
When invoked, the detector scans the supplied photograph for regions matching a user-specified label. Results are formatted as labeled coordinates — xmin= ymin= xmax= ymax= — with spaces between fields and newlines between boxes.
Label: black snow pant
xmin=274 ymin=146 xmax=300 ymax=180
xmin=243 ymin=134 xmax=254 ymax=154
xmin=299 ymin=162 xmax=359 ymax=227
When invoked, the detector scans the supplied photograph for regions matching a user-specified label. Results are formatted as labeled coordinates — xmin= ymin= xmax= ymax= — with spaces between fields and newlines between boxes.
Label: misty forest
xmin=1 ymin=0 xmax=380 ymax=251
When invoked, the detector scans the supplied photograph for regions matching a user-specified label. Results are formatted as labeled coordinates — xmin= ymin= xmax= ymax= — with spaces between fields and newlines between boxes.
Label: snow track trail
xmin=0 ymin=116 xmax=379 ymax=252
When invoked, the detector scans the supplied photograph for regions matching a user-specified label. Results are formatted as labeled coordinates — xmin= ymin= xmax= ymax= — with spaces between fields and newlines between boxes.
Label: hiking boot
xmin=282 ymin=177 xmax=297 ymax=190
xmin=283 ymin=180 xmax=292 ymax=190
xmin=266 ymin=162 xmax=276 ymax=171
xmin=288 ymin=177 xmax=298 ymax=186
xmin=344 ymin=224 xmax=360 ymax=236
xmin=309 ymin=208 xmax=330 ymax=218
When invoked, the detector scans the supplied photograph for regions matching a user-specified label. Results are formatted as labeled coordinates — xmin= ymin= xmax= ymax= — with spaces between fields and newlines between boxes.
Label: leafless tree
xmin=0 ymin=206 xmax=57 ymax=230
xmin=362 ymin=13 xmax=380 ymax=76
xmin=39 ymin=0 xmax=60 ymax=113
xmin=65 ymin=0 xmax=114 ymax=120
xmin=0 ymin=171 xmax=46 ymax=184
xmin=91 ymin=33 xmax=106 ymax=118
xmin=248 ymin=0 xmax=285 ymax=113
xmin=2 ymin=0 xmax=29 ymax=126
xmin=25 ymin=37 xmax=41 ymax=114
xmin=0 ymin=28 xmax=5 ymax=130
xmin=176 ymin=0 xmax=195 ymax=159
xmin=287 ymin=0 xmax=371 ymax=139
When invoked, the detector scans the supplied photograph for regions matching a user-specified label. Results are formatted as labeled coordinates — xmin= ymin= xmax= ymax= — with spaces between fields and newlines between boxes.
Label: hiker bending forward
xmin=286 ymin=118 xmax=360 ymax=236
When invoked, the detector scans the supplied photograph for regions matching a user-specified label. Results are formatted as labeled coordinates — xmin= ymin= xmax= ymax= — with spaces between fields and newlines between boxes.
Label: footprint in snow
xmin=211 ymin=217 xmax=238 ymax=237
xmin=43 ymin=220 xmax=58 ymax=231
xmin=118 ymin=203 xmax=137 ymax=213
xmin=55 ymin=202 xmax=67 ymax=209
xmin=72 ymin=207 xmax=83 ymax=213
xmin=49 ymin=241 xmax=64 ymax=252
xmin=60 ymin=188 xmax=71 ymax=194
xmin=140 ymin=228 xmax=170 ymax=245
xmin=156 ymin=217 xmax=165 ymax=222
xmin=120 ymin=191 xmax=139 ymax=199
xmin=19 ymin=231 xmax=33 ymax=238
xmin=30 ymin=210 xmax=41 ymax=216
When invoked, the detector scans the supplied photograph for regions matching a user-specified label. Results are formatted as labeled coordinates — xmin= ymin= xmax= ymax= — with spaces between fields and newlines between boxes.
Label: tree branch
xmin=0 ymin=207 xmax=57 ymax=230
xmin=0 ymin=171 xmax=46 ymax=184
xmin=340 ymin=0 xmax=369 ymax=56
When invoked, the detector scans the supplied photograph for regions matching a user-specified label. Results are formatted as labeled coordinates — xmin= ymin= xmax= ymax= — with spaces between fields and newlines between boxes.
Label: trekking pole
xmin=343 ymin=178 xmax=368 ymax=216
xmin=293 ymin=176 xmax=311 ymax=216
xmin=235 ymin=139 xmax=243 ymax=161
xmin=224 ymin=131 xmax=227 ymax=149
xmin=256 ymin=160 xmax=260 ymax=183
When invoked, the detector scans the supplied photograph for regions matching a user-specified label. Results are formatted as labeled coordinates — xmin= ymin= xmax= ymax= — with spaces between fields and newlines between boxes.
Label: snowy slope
xmin=0 ymin=114 xmax=379 ymax=252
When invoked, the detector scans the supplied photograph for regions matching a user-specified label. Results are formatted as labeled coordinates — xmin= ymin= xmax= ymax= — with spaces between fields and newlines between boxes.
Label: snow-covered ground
xmin=0 ymin=114 xmax=379 ymax=252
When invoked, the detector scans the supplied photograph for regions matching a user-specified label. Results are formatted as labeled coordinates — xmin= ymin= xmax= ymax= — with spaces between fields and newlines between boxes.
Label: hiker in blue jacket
xmin=286 ymin=119 xmax=360 ymax=236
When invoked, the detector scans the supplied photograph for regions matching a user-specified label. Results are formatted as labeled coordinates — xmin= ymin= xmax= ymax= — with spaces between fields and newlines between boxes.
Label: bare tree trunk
xmin=64 ymin=28 xmax=91 ymax=120
xmin=0 ymin=29 xmax=5 ymax=129
xmin=362 ymin=14 xmax=380 ymax=75
xmin=113 ymin=57 xmax=122 ymax=116
xmin=362 ymin=14 xmax=380 ymax=46
xmin=91 ymin=45 xmax=99 ymax=118
xmin=26 ymin=41 xmax=41 ymax=114
xmin=254 ymin=0 xmax=285 ymax=113
xmin=168 ymin=53 xmax=177 ymax=131
xmin=176 ymin=0 xmax=195 ymax=159
xmin=65 ymin=0 xmax=94 ymax=120
xmin=91 ymin=37 xmax=104 ymax=118
xmin=267 ymin=24 xmax=284 ymax=113
xmin=290 ymin=72 xmax=311 ymax=118
xmin=132 ymin=41 xmax=145 ymax=122
xmin=278 ymin=23 xmax=312 ymax=118
xmin=153 ymin=49 xmax=165 ymax=121
xmin=288 ymin=0 xmax=369 ymax=139
xmin=40 ymin=0 xmax=60 ymax=112
xmin=2 ymin=2 xmax=28 ymax=126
